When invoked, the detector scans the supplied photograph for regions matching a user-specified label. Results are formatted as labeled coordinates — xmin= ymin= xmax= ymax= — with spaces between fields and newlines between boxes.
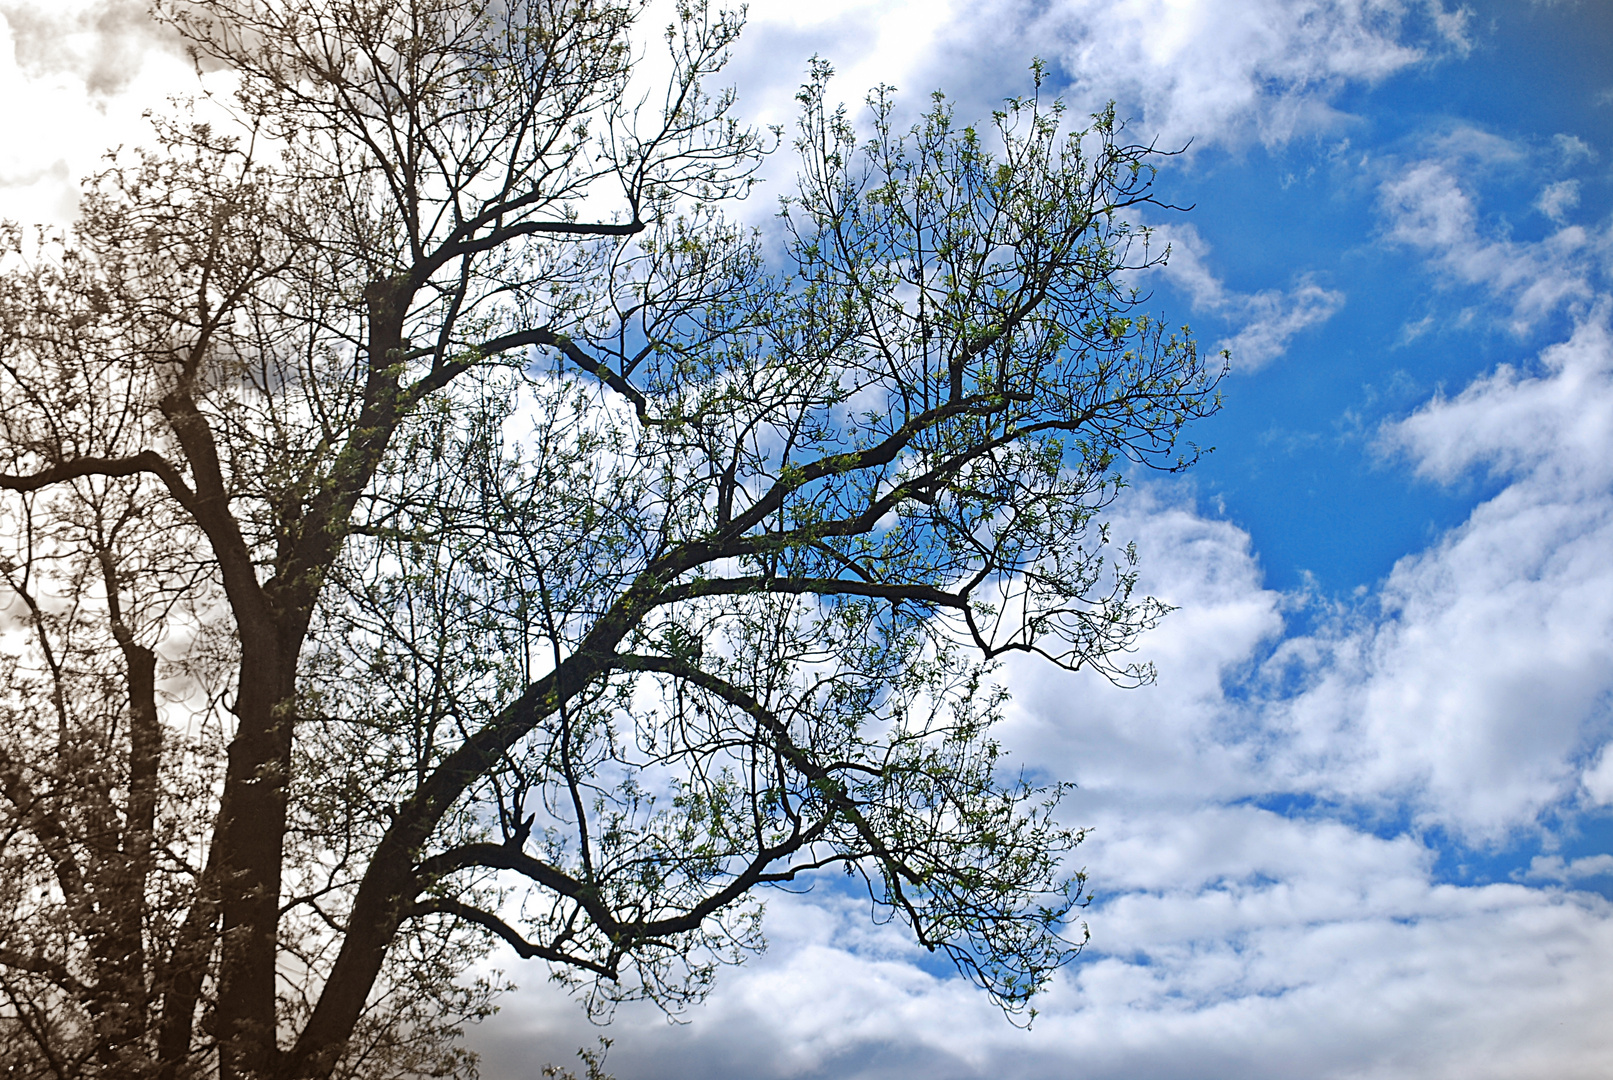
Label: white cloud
xmin=730 ymin=0 xmax=1468 ymax=152
xmin=1537 ymin=179 xmax=1582 ymax=223
xmin=1525 ymin=853 xmax=1613 ymax=883
xmin=1553 ymin=132 xmax=1598 ymax=166
xmin=0 ymin=0 xmax=184 ymax=96
xmin=1582 ymin=742 xmax=1613 ymax=805
xmin=1218 ymin=281 xmax=1349 ymax=368
xmin=469 ymin=340 xmax=1613 ymax=1068
xmin=1035 ymin=0 xmax=1470 ymax=148
xmin=469 ymin=253 xmax=1613 ymax=1080
xmin=1387 ymin=308 xmax=1613 ymax=490
xmin=0 ymin=2 xmax=203 ymax=230
xmin=724 ymin=0 xmax=976 ymax=132
xmin=1154 ymin=223 xmax=1345 ymax=370
xmin=1056 ymin=307 xmax=1613 ymax=841
xmin=1 ymin=0 xmax=1472 ymax=231
xmin=12 ymin=2 xmax=1613 ymax=1077
xmin=1235 ymin=312 xmax=1613 ymax=839
xmin=1378 ymin=152 xmax=1609 ymax=334
xmin=473 ymin=806 xmax=1613 ymax=1080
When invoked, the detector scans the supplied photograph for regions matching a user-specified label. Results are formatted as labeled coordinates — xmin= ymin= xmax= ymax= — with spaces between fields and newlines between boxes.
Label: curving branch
xmin=402 ymin=327 xmax=655 ymax=424
xmin=0 ymin=947 xmax=90 ymax=999
xmin=416 ymin=818 xmax=836 ymax=953
xmin=422 ymin=214 xmax=646 ymax=279
xmin=0 ymin=450 xmax=197 ymax=509
xmin=609 ymin=654 xmax=936 ymax=940
xmin=416 ymin=843 xmax=606 ymax=928
xmin=406 ymin=898 xmax=615 ymax=978
xmin=656 ymin=575 xmax=970 ymax=610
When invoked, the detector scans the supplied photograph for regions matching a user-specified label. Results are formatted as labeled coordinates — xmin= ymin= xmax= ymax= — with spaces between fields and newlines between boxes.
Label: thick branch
xmin=416 ymin=843 xmax=609 ymax=929
xmin=611 ymin=654 xmax=931 ymax=927
xmin=406 ymin=898 xmax=615 ymax=977
xmin=658 ymin=575 xmax=968 ymax=609
xmin=0 ymin=947 xmax=91 ymax=998
xmin=422 ymin=215 xmax=645 ymax=279
xmin=0 ymin=450 xmax=197 ymax=508
xmin=404 ymin=326 xmax=657 ymax=424
xmin=155 ymin=852 xmax=219 ymax=1080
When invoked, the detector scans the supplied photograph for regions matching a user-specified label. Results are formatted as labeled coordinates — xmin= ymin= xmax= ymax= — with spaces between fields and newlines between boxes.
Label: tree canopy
xmin=0 ymin=1 xmax=1220 ymax=1077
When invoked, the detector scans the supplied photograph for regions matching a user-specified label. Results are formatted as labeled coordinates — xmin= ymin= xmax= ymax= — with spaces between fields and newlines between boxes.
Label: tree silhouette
xmin=0 ymin=3 xmax=1220 ymax=1077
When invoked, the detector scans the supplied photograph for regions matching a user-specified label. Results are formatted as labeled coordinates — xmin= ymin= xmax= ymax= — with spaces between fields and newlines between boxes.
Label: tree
xmin=0 ymin=1 xmax=1221 ymax=1077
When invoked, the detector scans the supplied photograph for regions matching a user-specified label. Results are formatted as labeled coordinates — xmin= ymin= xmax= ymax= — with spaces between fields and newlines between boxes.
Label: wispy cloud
xmin=1154 ymin=223 xmax=1345 ymax=371
xmin=1524 ymin=853 xmax=1613 ymax=883
xmin=1537 ymin=179 xmax=1582 ymax=223
xmin=1377 ymin=144 xmax=1610 ymax=334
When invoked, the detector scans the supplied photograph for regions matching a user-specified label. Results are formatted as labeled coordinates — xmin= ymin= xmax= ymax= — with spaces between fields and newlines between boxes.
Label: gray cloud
xmin=468 ymin=301 xmax=1613 ymax=1076
xmin=1 ymin=0 xmax=186 ymax=97
xmin=468 ymin=187 xmax=1613 ymax=1080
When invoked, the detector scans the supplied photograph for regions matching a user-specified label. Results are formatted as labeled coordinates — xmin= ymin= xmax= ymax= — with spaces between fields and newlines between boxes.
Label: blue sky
xmin=4 ymin=1 xmax=1612 ymax=1077
xmin=1167 ymin=0 xmax=1613 ymax=596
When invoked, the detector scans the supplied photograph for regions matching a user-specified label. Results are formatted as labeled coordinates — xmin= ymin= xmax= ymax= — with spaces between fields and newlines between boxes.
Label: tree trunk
xmin=213 ymin=641 xmax=297 ymax=1080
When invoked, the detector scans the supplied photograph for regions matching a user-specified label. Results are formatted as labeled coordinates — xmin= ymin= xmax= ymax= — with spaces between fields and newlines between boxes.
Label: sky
xmin=3 ymin=1 xmax=1613 ymax=1077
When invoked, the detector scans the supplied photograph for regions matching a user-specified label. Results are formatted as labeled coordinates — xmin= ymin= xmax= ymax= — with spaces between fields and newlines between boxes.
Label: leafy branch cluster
xmin=0 ymin=3 xmax=1220 ymax=1078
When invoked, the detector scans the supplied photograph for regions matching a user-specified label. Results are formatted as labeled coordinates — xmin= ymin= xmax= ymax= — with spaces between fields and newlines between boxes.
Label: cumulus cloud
xmin=1388 ymin=309 xmax=1613 ymax=490
xmin=1525 ymin=853 xmax=1613 ymax=883
xmin=1584 ymin=742 xmax=1613 ymax=805
xmin=0 ymin=0 xmax=185 ymax=97
xmin=472 ymin=868 xmax=1613 ymax=1080
xmin=732 ymin=0 xmax=1468 ymax=151
xmin=8 ymin=1 xmax=1608 ymax=1076
xmin=470 ymin=153 xmax=1613 ymax=1080
xmin=1034 ymin=0 xmax=1471 ymax=148
xmin=470 ymin=440 xmax=1613 ymax=1073
xmin=470 ymin=294 xmax=1613 ymax=1067
xmin=1378 ymin=147 xmax=1610 ymax=334
xmin=1255 ymin=313 xmax=1613 ymax=837
xmin=1154 ymin=223 xmax=1345 ymax=370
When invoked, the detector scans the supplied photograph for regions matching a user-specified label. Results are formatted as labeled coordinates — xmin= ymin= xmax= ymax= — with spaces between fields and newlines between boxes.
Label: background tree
xmin=0 ymin=1 xmax=1221 ymax=1077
